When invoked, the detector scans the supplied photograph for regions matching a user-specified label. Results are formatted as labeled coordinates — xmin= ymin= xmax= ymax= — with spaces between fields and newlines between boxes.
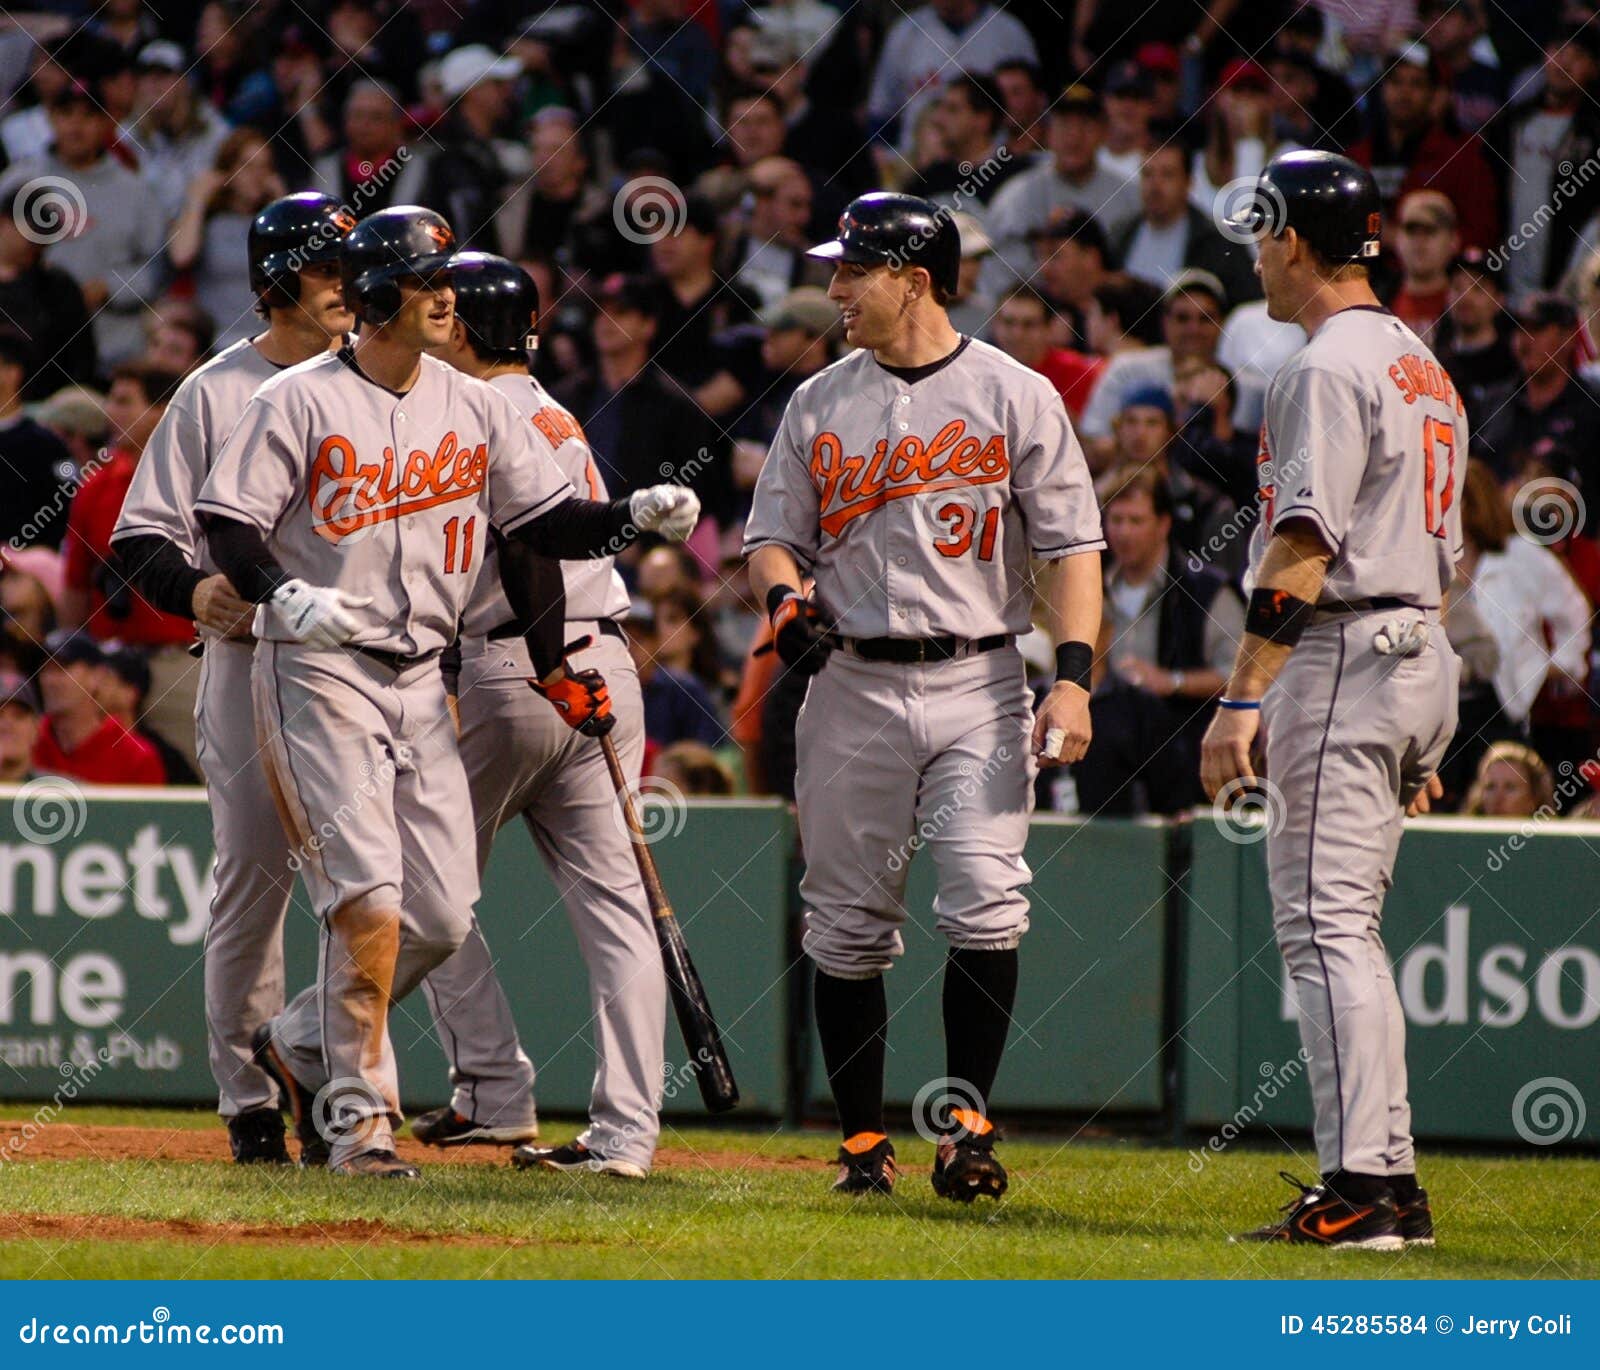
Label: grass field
xmin=1 ymin=1106 xmax=1595 ymax=1279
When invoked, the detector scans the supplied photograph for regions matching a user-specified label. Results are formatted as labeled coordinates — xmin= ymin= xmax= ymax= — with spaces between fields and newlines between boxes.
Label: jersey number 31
xmin=932 ymin=501 xmax=1000 ymax=560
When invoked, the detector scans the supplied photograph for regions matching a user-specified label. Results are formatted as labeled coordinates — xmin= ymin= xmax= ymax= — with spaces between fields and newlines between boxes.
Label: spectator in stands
xmin=307 ymin=80 xmax=429 ymax=216
xmin=1388 ymin=190 xmax=1461 ymax=340
xmin=144 ymin=299 xmax=216 ymax=374
xmin=730 ymin=287 xmax=838 ymax=496
xmin=907 ymin=73 xmax=1018 ymax=205
xmin=993 ymin=59 xmax=1048 ymax=159
xmin=8 ymin=72 xmax=166 ymax=367
xmin=133 ymin=39 xmax=229 ymax=221
xmin=652 ymin=583 xmax=730 ymax=696
xmin=1419 ymin=0 xmax=1504 ymax=137
xmin=990 ymin=285 xmax=1103 ymax=420
xmin=1169 ymin=358 xmax=1258 ymax=581
xmin=1085 ymin=274 xmax=1165 ymax=359
xmin=1099 ymin=63 xmax=1154 ymax=184
xmin=946 ymin=211 xmax=996 ymax=337
xmin=59 ymin=361 xmax=200 ymax=769
xmin=868 ymin=0 xmax=1038 ymax=152
xmin=1074 ymin=465 xmax=1243 ymax=817
xmin=1107 ymin=387 xmax=1235 ymax=559
xmin=553 ymin=274 xmax=729 ymax=531
xmin=1 ymin=34 xmax=75 ymax=166
xmin=626 ymin=597 xmax=725 ymax=751
xmin=1346 ymin=42 xmax=1499 ymax=250
xmin=31 ymin=629 xmax=165 ymax=785
xmin=1111 ymin=139 xmax=1259 ymax=305
xmin=724 ymin=156 xmax=824 ymax=309
xmin=1435 ymin=250 xmax=1514 ymax=415
xmin=650 ymin=193 xmax=756 ymax=414
xmin=1079 ymin=269 xmax=1230 ymax=467
xmin=1458 ymin=460 xmax=1590 ymax=740
xmin=1479 ymin=295 xmax=1600 ymax=501
xmin=1462 ymin=741 xmax=1556 ymax=818
xmin=1194 ymin=60 xmax=1294 ymax=211
xmin=422 ymin=45 xmax=523 ymax=249
xmin=718 ymin=88 xmax=789 ymax=173
xmin=637 ymin=544 xmax=700 ymax=601
xmin=168 ymin=128 xmax=287 ymax=348
xmin=30 ymin=385 xmax=107 ymax=479
xmin=99 ymin=640 xmax=199 ymax=784
xmin=627 ymin=0 xmax=717 ymax=106
xmin=654 ymin=740 xmax=736 ymax=796
xmin=0 ymin=569 xmax=56 ymax=678
xmin=0 ymin=188 xmax=95 ymax=402
xmin=0 ymin=334 xmax=78 ymax=552
xmin=1505 ymin=24 xmax=1600 ymax=298
xmin=985 ymin=86 xmax=1140 ymax=295
xmin=1029 ymin=208 xmax=1110 ymax=351
xmin=0 ymin=675 xmax=42 ymax=784
xmin=498 ymin=107 xmax=607 ymax=262
xmin=192 ymin=1 xmax=278 ymax=128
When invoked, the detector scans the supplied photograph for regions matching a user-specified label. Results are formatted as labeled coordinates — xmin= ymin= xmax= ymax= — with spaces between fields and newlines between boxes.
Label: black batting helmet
xmin=248 ymin=192 xmax=357 ymax=308
xmin=447 ymin=251 xmax=539 ymax=357
xmin=806 ymin=192 xmax=961 ymax=296
xmin=1224 ymin=150 xmax=1382 ymax=264
xmin=340 ymin=205 xmax=457 ymax=325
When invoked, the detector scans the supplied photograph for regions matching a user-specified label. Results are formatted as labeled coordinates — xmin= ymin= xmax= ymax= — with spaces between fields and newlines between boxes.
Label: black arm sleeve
xmin=108 ymin=534 xmax=207 ymax=620
xmin=198 ymin=514 xmax=291 ymax=604
xmin=509 ymin=495 xmax=635 ymax=559
xmin=494 ymin=530 xmax=567 ymax=679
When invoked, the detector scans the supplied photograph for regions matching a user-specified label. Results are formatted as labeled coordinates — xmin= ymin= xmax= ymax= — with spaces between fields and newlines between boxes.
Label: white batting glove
xmin=267 ymin=578 xmax=373 ymax=649
xmin=629 ymin=485 xmax=701 ymax=541
xmin=1372 ymin=617 xmax=1428 ymax=658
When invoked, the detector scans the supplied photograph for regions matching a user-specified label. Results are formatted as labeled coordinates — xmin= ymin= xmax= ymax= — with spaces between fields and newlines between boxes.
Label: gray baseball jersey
xmin=743 ymin=338 xmax=1105 ymax=638
xmin=195 ymin=349 xmax=575 ymax=655
xmin=744 ymin=335 xmax=1103 ymax=981
xmin=109 ymin=336 xmax=295 ymax=1121
xmin=462 ymin=371 xmax=629 ymax=637
xmin=1253 ymin=305 xmax=1465 ymax=1181
xmin=1250 ymin=307 xmax=1466 ymax=607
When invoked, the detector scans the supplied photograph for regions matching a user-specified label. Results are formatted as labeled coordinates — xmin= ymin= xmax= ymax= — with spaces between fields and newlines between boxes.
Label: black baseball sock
xmin=1322 ymin=1169 xmax=1392 ymax=1204
xmin=1388 ymin=1172 xmax=1422 ymax=1204
xmin=814 ymin=970 xmax=888 ymax=1139
xmin=943 ymin=947 xmax=1018 ymax=1119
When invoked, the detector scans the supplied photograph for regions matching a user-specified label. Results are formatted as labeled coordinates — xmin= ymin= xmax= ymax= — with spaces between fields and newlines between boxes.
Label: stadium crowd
xmin=1 ymin=0 xmax=1599 ymax=818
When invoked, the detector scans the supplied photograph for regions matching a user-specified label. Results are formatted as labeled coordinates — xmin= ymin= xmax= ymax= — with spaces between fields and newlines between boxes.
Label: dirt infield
xmin=0 ymin=1212 xmax=532 ymax=1249
xmin=0 ymin=1118 xmax=825 ymax=1174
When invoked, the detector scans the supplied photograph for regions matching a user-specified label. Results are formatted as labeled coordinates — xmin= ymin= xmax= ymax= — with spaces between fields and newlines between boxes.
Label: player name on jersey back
xmin=1251 ymin=307 xmax=1466 ymax=609
xmin=744 ymin=339 xmax=1104 ymax=640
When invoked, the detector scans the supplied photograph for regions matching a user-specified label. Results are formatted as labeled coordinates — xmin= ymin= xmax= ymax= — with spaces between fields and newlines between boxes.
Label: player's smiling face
xmin=826 ymin=261 xmax=911 ymax=349
xmin=390 ymin=274 xmax=457 ymax=348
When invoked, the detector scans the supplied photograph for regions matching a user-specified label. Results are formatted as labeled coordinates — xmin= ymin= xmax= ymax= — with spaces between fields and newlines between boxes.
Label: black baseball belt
xmin=487 ymin=618 xmax=625 ymax=642
xmin=1316 ymin=596 xmax=1428 ymax=617
xmin=351 ymin=644 xmax=442 ymax=672
xmin=828 ymin=633 xmax=1011 ymax=663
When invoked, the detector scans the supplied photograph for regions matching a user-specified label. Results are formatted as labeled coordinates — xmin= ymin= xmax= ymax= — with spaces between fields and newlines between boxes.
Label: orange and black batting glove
xmin=528 ymin=638 xmax=614 ymax=737
xmin=767 ymin=586 xmax=833 ymax=675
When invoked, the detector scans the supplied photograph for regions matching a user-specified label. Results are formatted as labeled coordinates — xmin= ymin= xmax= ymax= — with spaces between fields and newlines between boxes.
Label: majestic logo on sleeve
xmin=308 ymin=432 xmax=487 ymax=541
xmin=810 ymin=420 xmax=1008 ymax=536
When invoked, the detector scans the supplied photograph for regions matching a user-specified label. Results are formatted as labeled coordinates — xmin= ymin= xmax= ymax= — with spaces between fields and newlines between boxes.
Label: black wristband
xmin=766 ymin=584 xmax=799 ymax=619
xmin=1055 ymin=640 xmax=1092 ymax=688
xmin=1246 ymin=586 xmax=1315 ymax=645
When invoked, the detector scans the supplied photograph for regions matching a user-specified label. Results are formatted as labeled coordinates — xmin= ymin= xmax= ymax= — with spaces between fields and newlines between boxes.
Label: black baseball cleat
xmin=930 ymin=1111 xmax=1007 ymax=1203
xmin=511 ymin=1141 xmax=647 ymax=1178
xmin=227 ymin=1107 xmax=291 ymax=1165
xmin=250 ymin=1025 xmax=330 ymax=1168
xmin=1234 ymin=1172 xmax=1403 ymax=1251
xmin=327 ymin=1148 xmax=420 ymax=1180
xmin=832 ymin=1133 xmax=897 ymax=1195
xmin=410 ymin=1107 xmax=539 ymax=1148
xmin=1397 ymin=1189 xmax=1435 ymax=1246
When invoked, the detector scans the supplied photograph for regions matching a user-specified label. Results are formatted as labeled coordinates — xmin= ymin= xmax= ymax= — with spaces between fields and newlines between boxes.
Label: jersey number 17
xmin=1422 ymin=417 xmax=1455 ymax=539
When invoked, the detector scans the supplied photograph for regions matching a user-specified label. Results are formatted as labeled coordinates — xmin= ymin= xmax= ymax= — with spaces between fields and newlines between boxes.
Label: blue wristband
xmin=1218 ymin=697 xmax=1262 ymax=711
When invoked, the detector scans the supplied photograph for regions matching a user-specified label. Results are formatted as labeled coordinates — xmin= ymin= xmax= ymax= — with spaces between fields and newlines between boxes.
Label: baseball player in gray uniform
xmin=744 ymin=193 xmax=1104 ymax=1202
xmin=1203 ymin=153 xmax=1462 ymax=1249
xmin=194 ymin=207 xmax=698 ymax=1179
xmin=407 ymin=252 xmax=667 ymax=1178
xmin=109 ymin=192 xmax=357 ymax=1166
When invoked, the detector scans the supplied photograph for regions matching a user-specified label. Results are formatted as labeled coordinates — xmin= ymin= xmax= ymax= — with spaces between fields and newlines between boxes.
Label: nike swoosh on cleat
xmin=1307 ymin=1208 xmax=1373 ymax=1240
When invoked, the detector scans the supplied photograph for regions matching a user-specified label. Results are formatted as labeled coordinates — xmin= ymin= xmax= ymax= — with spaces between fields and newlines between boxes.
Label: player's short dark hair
xmin=946 ymin=72 xmax=1003 ymax=134
xmin=109 ymin=360 xmax=183 ymax=408
xmin=1092 ymin=274 xmax=1165 ymax=346
xmin=1098 ymin=461 xmax=1175 ymax=520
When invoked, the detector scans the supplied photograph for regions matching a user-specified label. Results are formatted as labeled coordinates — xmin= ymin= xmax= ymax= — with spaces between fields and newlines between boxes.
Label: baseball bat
xmin=599 ymin=732 xmax=740 ymax=1113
